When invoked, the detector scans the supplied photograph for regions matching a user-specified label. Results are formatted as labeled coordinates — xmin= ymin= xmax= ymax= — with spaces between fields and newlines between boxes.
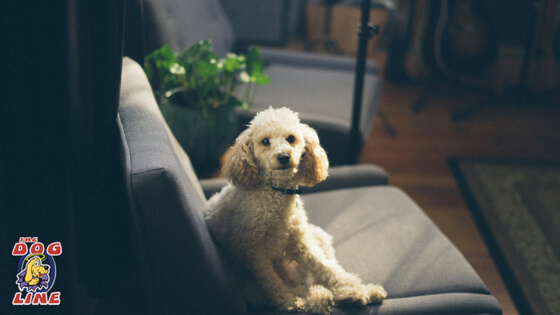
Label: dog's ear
xmin=299 ymin=124 xmax=329 ymax=187
xmin=222 ymin=128 xmax=262 ymax=188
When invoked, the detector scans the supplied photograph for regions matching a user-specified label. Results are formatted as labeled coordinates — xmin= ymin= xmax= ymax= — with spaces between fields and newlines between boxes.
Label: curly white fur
xmin=204 ymin=107 xmax=386 ymax=314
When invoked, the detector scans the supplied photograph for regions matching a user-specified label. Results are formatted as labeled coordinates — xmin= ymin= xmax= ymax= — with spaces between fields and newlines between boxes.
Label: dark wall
xmin=1 ymin=1 xmax=137 ymax=314
xmin=486 ymin=0 xmax=534 ymax=48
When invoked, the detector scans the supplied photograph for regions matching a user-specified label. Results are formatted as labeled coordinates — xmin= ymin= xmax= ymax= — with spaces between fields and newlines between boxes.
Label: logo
xmin=12 ymin=237 xmax=61 ymax=306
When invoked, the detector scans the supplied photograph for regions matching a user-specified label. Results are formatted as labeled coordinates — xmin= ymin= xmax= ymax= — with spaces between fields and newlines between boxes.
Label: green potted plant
xmin=144 ymin=40 xmax=270 ymax=173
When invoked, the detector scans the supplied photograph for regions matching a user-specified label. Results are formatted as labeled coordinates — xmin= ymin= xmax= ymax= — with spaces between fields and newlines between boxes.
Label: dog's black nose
xmin=277 ymin=153 xmax=290 ymax=165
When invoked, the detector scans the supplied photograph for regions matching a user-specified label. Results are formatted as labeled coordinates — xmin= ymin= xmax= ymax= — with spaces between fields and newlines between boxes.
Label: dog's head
xmin=27 ymin=257 xmax=50 ymax=279
xmin=223 ymin=107 xmax=328 ymax=188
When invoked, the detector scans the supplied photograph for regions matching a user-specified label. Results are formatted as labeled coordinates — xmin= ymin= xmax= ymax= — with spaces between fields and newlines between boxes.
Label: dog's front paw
xmin=366 ymin=283 xmax=387 ymax=303
xmin=335 ymin=283 xmax=387 ymax=306
xmin=277 ymin=293 xmax=306 ymax=313
xmin=27 ymin=278 xmax=39 ymax=286
xmin=306 ymin=285 xmax=334 ymax=314
xmin=334 ymin=284 xmax=370 ymax=306
xmin=284 ymin=297 xmax=307 ymax=313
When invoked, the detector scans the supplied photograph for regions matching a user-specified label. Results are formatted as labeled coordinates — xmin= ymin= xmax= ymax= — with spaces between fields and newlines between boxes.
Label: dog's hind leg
xmin=297 ymin=232 xmax=386 ymax=306
xmin=309 ymin=224 xmax=336 ymax=262
xmin=248 ymin=254 xmax=309 ymax=312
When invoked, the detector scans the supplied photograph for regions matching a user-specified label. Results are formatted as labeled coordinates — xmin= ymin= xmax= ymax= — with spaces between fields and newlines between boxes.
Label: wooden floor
xmin=360 ymin=79 xmax=560 ymax=315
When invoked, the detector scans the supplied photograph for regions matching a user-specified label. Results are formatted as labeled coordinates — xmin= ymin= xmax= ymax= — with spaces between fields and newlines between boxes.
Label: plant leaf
xmin=224 ymin=55 xmax=242 ymax=72
xmin=144 ymin=41 xmax=268 ymax=118
xmin=246 ymin=46 xmax=265 ymax=76
xmin=144 ymin=45 xmax=180 ymax=93
xmin=253 ymin=73 xmax=271 ymax=85
xmin=178 ymin=40 xmax=216 ymax=64
xmin=196 ymin=60 xmax=218 ymax=79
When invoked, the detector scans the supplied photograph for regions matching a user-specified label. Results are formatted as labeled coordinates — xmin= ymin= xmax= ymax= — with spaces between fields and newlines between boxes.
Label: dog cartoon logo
xmin=12 ymin=238 xmax=61 ymax=305
xmin=16 ymin=254 xmax=51 ymax=292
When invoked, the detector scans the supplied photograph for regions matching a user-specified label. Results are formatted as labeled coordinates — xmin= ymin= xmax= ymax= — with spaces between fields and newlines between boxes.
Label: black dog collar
xmin=271 ymin=186 xmax=302 ymax=195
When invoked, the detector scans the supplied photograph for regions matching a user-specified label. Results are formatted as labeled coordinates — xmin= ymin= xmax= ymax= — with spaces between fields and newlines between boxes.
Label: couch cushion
xmin=297 ymin=186 xmax=502 ymax=314
xmin=119 ymin=57 xmax=246 ymax=314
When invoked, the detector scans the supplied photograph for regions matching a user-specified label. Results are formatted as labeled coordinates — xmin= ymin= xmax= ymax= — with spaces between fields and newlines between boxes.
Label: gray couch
xmin=119 ymin=56 xmax=502 ymax=314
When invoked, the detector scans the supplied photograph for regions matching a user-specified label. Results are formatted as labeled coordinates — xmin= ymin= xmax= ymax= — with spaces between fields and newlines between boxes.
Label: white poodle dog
xmin=204 ymin=107 xmax=386 ymax=314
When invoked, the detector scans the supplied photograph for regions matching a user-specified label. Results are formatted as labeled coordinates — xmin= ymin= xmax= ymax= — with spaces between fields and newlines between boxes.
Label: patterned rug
xmin=449 ymin=158 xmax=560 ymax=315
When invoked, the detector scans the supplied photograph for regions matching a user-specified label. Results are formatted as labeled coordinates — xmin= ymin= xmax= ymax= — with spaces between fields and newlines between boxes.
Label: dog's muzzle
xmin=277 ymin=153 xmax=290 ymax=167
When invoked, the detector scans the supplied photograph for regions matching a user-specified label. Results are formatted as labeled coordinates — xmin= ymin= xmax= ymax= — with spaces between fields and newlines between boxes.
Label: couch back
xmin=118 ymin=57 xmax=246 ymax=314
xmin=142 ymin=0 xmax=236 ymax=57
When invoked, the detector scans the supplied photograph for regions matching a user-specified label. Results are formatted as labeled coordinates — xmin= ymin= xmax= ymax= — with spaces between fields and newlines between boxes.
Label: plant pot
xmin=159 ymin=101 xmax=238 ymax=175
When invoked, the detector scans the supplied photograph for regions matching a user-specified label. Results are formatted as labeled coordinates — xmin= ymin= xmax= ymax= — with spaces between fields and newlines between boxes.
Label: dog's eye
xmin=35 ymin=261 xmax=39 ymax=266
xmin=287 ymin=135 xmax=296 ymax=144
xmin=261 ymin=138 xmax=270 ymax=146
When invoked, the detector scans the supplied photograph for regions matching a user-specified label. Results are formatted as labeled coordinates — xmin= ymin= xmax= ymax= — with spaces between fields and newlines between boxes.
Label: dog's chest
xmin=260 ymin=197 xmax=303 ymax=256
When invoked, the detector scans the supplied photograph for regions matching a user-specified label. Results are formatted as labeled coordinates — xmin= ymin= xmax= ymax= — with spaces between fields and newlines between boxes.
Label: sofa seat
xmin=299 ymin=186 xmax=502 ymax=314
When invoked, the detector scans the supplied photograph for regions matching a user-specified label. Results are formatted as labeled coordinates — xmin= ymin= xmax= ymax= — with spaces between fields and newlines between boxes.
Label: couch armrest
xmin=200 ymin=178 xmax=229 ymax=200
xmin=260 ymin=47 xmax=379 ymax=75
xmin=302 ymin=164 xmax=388 ymax=194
